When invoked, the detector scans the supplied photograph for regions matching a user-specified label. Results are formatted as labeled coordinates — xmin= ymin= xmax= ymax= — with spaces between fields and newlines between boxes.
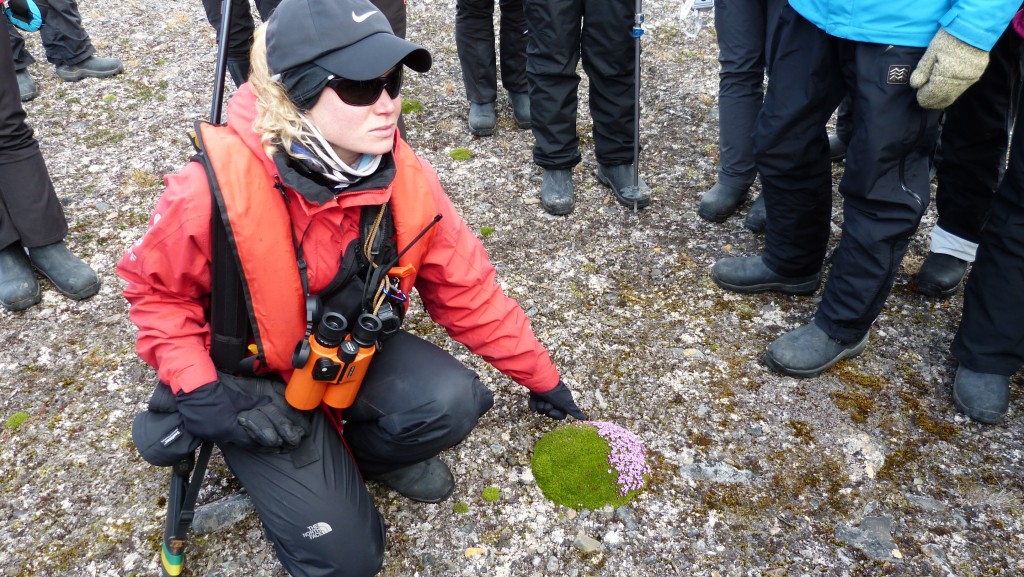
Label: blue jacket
xmin=789 ymin=0 xmax=1021 ymax=50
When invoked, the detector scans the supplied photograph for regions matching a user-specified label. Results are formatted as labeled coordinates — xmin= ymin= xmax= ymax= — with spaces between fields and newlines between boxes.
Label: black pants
xmin=934 ymin=21 xmax=1024 ymax=245
xmin=523 ymin=0 xmax=635 ymax=169
xmin=0 ymin=17 xmax=67 ymax=250
xmin=455 ymin=0 xmax=528 ymax=104
xmin=219 ymin=331 xmax=494 ymax=577
xmin=952 ymin=80 xmax=1024 ymax=376
xmin=8 ymin=0 xmax=95 ymax=70
xmin=756 ymin=5 xmax=941 ymax=343
xmin=712 ymin=0 xmax=785 ymax=190
xmin=200 ymin=0 xmax=282 ymax=62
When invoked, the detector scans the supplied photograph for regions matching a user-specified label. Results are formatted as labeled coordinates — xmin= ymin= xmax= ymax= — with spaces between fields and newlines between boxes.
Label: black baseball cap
xmin=266 ymin=0 xmax=432 ymax=81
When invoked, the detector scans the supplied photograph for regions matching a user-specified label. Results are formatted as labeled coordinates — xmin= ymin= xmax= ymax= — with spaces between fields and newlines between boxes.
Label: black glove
xmin=528 ymin=380 xmax=587 ymax=421
xmin=176 ymin=373 xmax=310 ymax=449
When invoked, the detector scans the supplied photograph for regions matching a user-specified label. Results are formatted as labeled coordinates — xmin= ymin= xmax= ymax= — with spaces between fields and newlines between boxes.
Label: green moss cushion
xmin=531 ymin=421 xmax=650 ymax=510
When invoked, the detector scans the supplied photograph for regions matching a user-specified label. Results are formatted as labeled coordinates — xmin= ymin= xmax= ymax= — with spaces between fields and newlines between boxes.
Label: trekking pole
xmin=210 ymin=0 xmax=234 ymax=124
xmin=160 ymin=2 xmax=237 ymax=576
xmin=631 ymin=0 xmax=644 ymax=212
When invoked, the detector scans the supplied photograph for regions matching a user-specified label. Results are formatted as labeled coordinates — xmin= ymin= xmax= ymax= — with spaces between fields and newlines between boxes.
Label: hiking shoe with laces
xmin=953 ymin=365 xmax=1010 ymax=424
xmin=27 ymin=241 xmax=99 ymax=300
xmin=541 ymin=168 xmax=575 ymax=215
xmin=55 ymin=56 xmax=124 ymax=82
xmin=0 ymin=244 xmax=40 ymax=311
xmin=596 ymin=163 xmax=651 ymax=210
xmin=765 ymin=322 xmax=868 ymax=378
xmin=367 ymin=456 xmax=455 ymax=503
xmin=698 ymin=181 xmax=748 ymax=222
xmin=468 ymin=102 xmax=496 ymax=136
xmin=711 ymin=255 xmax=821 ymax=295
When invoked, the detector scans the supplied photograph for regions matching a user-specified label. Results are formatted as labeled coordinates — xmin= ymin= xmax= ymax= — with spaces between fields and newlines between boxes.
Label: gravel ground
xmin=2 ymin=1 xmax=1023 ymax=576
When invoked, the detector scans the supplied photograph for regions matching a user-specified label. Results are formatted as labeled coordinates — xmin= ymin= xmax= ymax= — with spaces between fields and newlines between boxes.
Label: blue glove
xmin=176 ymin=373 xmax=310 ymax=449
xmin=528 ymin=380 xmax=587 ymax=421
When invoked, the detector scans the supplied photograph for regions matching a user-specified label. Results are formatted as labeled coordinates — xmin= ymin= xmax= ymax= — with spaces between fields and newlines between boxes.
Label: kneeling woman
xmin=117 ymin=0 xmax=585 ymax=574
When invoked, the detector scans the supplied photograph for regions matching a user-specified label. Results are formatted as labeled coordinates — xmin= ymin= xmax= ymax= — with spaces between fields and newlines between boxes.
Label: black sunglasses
xmin=326 ymin=67 xmax=403 ymax=107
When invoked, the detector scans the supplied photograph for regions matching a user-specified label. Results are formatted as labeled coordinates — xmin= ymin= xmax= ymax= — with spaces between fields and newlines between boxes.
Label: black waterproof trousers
xmin=455 ymin=0 xmax=528 ymax=104
xmin=934 ymin=20 xmax=1024 ymax=245
xmin=0 ymin=18 xmax=67 ymax=251
xmin=756 ymin=5 xmax=941 ymax=343
xmin=952 ymin=81 xmax=1024 ymax=376
xmin=522 ymin=0 xmax=635 ymax=169
xmin=219 ymin=331 xmax=494 ymax=577
xmin=200 ymin=0 xmax=282 ymax=63
xmin=712 ymin=0 xmax=784 ymax=191
xmin=8 ymin=0 xmax=95 ymax=70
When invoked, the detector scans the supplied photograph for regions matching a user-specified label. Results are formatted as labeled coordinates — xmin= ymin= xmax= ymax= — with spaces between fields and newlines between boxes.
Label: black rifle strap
xmin=174 ymin=440 xmax=214 ymax=538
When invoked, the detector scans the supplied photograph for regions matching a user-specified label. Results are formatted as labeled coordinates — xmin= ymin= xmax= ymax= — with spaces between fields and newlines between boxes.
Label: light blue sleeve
xmin=940 ymin=0 xmax=1021 ymax=50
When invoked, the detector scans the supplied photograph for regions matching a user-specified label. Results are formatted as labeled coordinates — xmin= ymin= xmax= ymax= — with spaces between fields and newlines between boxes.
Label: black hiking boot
xmin=914 ymin=252 xmax=970 ymax=298
xmin=711 ymin=256 xmax=821 ymax=296
xmin=765 ymin=322 xmax=868 ymax=378
xmin=16 ymin=70 xmax=38 ymax=101
xmin=55 ymin=56 xmax=124 ymax=82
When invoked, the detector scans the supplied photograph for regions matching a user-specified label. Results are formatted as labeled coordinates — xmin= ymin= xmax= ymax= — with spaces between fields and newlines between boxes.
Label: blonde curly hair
xmin=248 ymin=23 xmax=319 ymax=159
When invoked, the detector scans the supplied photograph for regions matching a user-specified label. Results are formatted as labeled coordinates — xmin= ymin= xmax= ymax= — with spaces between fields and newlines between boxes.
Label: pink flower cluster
xmin=587 ymin=421 xmax=650 ymax=496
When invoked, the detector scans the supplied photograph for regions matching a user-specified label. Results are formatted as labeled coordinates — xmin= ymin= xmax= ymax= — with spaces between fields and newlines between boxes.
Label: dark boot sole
xmin=56 ymin=65 xmax=125 ymax=82
xmin=711 ymin=272 xmax=820 ymax=296
xmin=764 ymin=333 xmax=868 ymax=378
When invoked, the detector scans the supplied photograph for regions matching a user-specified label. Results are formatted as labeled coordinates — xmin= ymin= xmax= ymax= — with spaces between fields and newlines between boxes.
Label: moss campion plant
xmin=531 ymin=421 xmax=650 ymax=510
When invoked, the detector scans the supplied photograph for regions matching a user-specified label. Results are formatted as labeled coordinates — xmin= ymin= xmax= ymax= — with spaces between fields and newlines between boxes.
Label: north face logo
xmin=302 ymin=522 xmax=333 ymax=540
xmin=887 ymin=65 xmax=911 ymax=84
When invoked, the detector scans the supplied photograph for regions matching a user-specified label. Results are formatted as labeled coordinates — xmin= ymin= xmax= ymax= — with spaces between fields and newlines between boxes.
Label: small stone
xmin=191 ymin=493 xmax=255 ymax=535
xmin=465 ymin=547 xmax=484 ymax=558
xmin=573 ymin=532 xmax=603 ymax=554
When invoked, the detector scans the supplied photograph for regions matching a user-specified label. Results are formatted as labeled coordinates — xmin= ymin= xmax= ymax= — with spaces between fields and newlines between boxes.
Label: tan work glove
xmin=910 ymin=28 xmax=990 ymax=109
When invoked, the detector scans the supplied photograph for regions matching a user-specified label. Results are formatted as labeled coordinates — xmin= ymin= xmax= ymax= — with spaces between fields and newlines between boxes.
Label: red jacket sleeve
xmin=116 ymin=163 xmax=219 ymax=394
xmin=412 ymin=160 xmax=560 ymax=393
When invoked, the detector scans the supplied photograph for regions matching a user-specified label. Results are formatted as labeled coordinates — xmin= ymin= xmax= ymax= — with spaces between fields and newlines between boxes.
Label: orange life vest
xmin=195 ymin=122 xmax=438 ymax=375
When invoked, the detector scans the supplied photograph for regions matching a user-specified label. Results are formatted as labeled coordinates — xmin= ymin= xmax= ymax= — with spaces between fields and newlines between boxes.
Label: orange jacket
xmin=117 ymin=84 xmax=559 ymax=395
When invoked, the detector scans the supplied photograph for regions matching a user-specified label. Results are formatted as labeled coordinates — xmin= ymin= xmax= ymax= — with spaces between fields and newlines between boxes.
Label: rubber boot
xmin=540 ymin=169 xmax=575 ymax=215
xmin=952 ymin=365 xmax=1010 ymax=424
xmin=508 ymin=91 xmax=531 ymax=129
xmin=0 ymin=243 xmax=41 ymax=311
xmin=914 ymin=252 xmax=970 ymax=298
xmin=712 ymin=256 xmax=821 ymax=296
xmin=765 ymin=322 xmax=869 ymax=378
xmin=469 ymin=102 xmax=496 ymax=136
xmin=698 ymin=181 xmax=748 ymax=222
xmin=596 ymin=163 xmax=651 ymax=210
xmin=27 ymin=241 xmax=99 ymax=300
xmin=366 ymin=456 xmax=455 ymax=503
xmin=227 ymin=59 xmax=251 ymax=88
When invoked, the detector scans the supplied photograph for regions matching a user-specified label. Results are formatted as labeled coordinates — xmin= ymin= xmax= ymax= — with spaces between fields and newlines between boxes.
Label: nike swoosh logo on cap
xmin=352 ymin=10 xmax=378 ymax=22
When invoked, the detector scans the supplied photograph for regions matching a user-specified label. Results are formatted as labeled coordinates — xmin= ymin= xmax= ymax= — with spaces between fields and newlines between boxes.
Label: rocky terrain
xmin=1 ymin=1 xmax=1022 ymax=576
